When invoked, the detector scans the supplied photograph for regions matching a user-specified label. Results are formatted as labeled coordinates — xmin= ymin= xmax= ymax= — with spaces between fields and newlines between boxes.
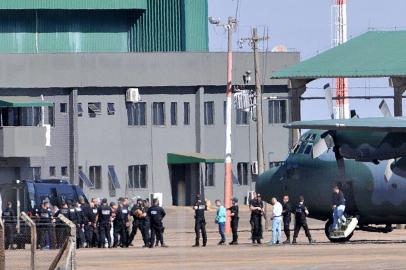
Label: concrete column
xmin=195 ymin=86 xmax=205 ymax=153
xmin=394 ymin=87 xmax=405 ymax=117
xmin=69 ymin=89 xmax=78 ymax=185
xmin=390 ymin=77 xmax=406 ymax=117
xmin=288 ymin=79 xmax=307 ymax=147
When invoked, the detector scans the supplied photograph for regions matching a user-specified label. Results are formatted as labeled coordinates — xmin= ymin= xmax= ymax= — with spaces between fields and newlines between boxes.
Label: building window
xmin=49 ymin=166 xmax=56 ymax=177
xmin=31 ymin=167 xmax=41 ymax=181
xmin=60 ymin=103 xmax=67 ymax=113
xmin=127 ymin=102 xmax=146 ymax=126
xmin=237 ymin=162 xmax=249 ymax=186
xmin=20 ymin=107 xmax=41 ymax=126
xmin=78 ymin=103 xmax=83 ymax=117
xmin=152 ymin=102 xmax=165 ymax=126
xmin=107 ymin=103 xmax=115 ymax=115
xmin=204 ymin=101 xmax=214 ymax=125
xmin=205 ymin=163 xmax=215 ymax=187
xmin=236 ymin=109 xmax=249 ymax=125
xmin=128 ymin=165 xmax=148 ymax=189
xmin=268 ymin=100 xmax=287 ymax=124
xmin=48 ymin=106 xmax=55 ymax=126
xmin=170 ymin=102 xmax=177 ymax=125
xmin=88 ymin=102 xmax=101 ymax=117
xmin=183 ymin=102 xmax=190 ymax=125
xmin=89 ymin=166 xmax=102 ymax=189
xmin=61 ymin=166 xmax=68 ymax=177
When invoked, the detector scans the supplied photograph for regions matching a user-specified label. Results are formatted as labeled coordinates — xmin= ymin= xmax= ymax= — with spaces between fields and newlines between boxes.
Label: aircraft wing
xmin=284 ymin=117 xmax=406 ymax=132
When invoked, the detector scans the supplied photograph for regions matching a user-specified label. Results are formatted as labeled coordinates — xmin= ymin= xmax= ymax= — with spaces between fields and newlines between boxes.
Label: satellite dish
xmin=271 ymin=44 xmax=288 ymax=52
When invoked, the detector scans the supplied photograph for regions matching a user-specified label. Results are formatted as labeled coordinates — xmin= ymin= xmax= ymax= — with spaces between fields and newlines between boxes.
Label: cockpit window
xmin=292 ymin=144 xmax=300 ymax=154
xmin=297 ymin=143 xmax=307 ymax=154
xmin=310 ymin=134 xmax=317 ymax=141
xmin=304 ymin=134 xmax=312 ymax=140
xmin=304 ymin=144 xmax=313 ymax=155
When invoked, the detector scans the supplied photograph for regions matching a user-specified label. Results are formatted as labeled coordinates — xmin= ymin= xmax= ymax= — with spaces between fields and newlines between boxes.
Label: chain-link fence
xmin=2 ymin=213 xmax=76 ymax=270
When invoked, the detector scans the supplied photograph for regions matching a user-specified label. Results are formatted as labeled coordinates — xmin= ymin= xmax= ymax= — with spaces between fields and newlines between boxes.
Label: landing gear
xmin=325 ymin=219 xmax=354 ymax=243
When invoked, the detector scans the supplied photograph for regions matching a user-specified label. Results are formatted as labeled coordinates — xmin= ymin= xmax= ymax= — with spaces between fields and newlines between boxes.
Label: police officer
xmin=192 ymin=194 xmax=207 ymax=247
xmin=229 ymin=197 xmax=239 ymax=245
xmin=249 ymin=193 xmax=264 ymax=244
xmin=128 ymin=198 xmax=143 ymax=246
xmin=292 ymin=195 xmax=315 ymax=244
xmin=75 ymin=201 xmax=86 ymax=248
xmin=2 ymin=201 xmax=16 ymax=250
xmin=282 ymin=195 xmax=292 ymax=244
xmin=113 ymin=198 xmax=129 ymax=248
xmin=54 ymin=202 xmax=70 ymax=248
xmin=140 ymin=199 xmax=151 ymax=248
xmin=97 ymin=198 xmax=112 ymax=248
xmin=147 ymin=198 xmax=167 ymax=248
xmin=37 ymin=201 xmax=54 ymax=249
xmin=85 ymin=199 xmax=99 ymax=248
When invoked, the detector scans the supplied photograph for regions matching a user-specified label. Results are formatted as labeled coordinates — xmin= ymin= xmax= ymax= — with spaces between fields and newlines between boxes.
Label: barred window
xmin=205 ymin=163 xmax=215 ymax=187
xmin=268 ymin=100 xmax=287 ymax=124
xmin=152 ymin=102 xmax=165 ymax=126
xmin=127 ymin=102 xmax=146 ymax=126
xmin=128 ymin=165 xmax=148 ymax=189
xmin=204 ymin=101 xmax=214 ymax=125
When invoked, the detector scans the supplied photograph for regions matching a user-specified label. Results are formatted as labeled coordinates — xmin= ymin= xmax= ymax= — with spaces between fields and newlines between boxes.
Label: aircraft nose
xmin=255 ymin=167 xmax=280 ymax=200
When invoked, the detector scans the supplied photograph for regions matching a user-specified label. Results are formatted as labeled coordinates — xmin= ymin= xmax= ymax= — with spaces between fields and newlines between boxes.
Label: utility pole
xmin=209 ymin=16 xmax=236 ymax=233
xmin=240 ymin=27 xmax=269 ymax=229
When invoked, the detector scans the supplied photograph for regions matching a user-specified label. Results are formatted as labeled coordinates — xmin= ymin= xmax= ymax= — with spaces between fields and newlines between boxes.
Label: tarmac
xmin=76 ymin=206 xmax=406 ymax=270
xmin=6 ymin=206 xmax=406 ymax=269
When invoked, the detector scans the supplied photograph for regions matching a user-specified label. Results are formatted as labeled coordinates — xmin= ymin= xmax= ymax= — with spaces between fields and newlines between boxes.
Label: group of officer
xmin=1 ymin=196 xmax=168 ymax=250
xmin=4 ymin=189 xmax=346 ymax=249
xmin=192 ymin=192 xmax=316 ymax=247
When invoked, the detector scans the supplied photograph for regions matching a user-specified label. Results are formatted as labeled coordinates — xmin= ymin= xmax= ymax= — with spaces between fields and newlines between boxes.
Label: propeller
xmin=324 ymin=83 xmax=334 ymax=119
xmin=379 ymin=99 xmax=395 ymax=182
xmin=379 ymin=99 xmax=393 ymax=118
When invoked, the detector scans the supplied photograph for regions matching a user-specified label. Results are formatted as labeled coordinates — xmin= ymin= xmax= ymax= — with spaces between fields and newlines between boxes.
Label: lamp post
xmin=209 ymin=16 xmax=236 ymax=233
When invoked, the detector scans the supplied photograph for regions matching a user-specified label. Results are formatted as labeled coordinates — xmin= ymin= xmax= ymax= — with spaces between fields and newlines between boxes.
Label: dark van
xmin=0 ymin=179 xmax=88 ymax=215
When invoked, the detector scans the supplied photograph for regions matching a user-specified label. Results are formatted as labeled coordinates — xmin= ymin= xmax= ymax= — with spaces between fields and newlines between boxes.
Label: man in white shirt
xmin=271 ymin=197 xmax=283 ymax=245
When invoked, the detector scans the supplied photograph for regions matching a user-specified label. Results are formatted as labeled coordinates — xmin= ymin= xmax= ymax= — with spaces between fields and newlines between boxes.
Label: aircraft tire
xmin=325 ymin=219 xmax=354 ymax=243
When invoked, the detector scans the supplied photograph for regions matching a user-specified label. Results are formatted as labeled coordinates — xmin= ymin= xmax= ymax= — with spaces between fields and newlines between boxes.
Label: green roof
xmin=272 ymin=31 xmax=406 ymax=79
xmin=167 ymin=153 xmax=224 ymax=165
xmin=0 ymin=0 xmax=147 ymax=10
xmin=0 ymin=97 xmax=53 ymax=108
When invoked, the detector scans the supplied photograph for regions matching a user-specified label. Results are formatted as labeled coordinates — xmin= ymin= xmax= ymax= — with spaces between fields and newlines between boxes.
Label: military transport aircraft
xmin=256 ymin=102 xmax=406 ymax=242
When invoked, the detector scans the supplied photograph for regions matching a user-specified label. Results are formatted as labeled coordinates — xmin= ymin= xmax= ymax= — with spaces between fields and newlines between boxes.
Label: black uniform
xmin=193 ymin=200 xmax=207 ymax=246
xmin=37 ymin=206 xmax=53 ymax=249
xmin=75 ymin=204 xmax=86 ymax=248
xmin=147 ymin=205 xmax=166 ymax=247
xmin=54 ymin=207 xmax=70 ymax=248
xmin=229 ymin=205 xmax=239 ymax=244
xmin=97 ymin=205 xmax=112 ymax=248
xmin=2 ymin=206 xmax=16 ymax=249
xmin=84 ymin=205 xmax=98 ymax=247
xmin=282 ymin=202 xmax=292 ymax=241
xmin=128 ymin=203 xmax=142 ymax=245
xmin=250 ymin=199 xmax=263 ymax=243
xmin=293 ymin=202 xmax=312 ymax=242
xmin=113 ymin=205 xmax=129 ymax=247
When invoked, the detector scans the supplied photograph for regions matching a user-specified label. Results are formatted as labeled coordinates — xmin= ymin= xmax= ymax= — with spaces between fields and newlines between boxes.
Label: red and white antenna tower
xmin=332 ymin=0 xmax=350 ymax=119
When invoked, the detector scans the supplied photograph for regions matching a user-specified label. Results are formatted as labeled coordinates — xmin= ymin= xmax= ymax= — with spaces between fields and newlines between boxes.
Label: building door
xmin=170 ymin=164 xmax=199 ymax=206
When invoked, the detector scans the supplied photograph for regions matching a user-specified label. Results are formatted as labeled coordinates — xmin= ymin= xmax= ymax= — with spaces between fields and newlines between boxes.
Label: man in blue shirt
xmin=215 ymin=199 xmax=226 ymax=245
xmin=332 ymin=185 xmax=346 ymax=231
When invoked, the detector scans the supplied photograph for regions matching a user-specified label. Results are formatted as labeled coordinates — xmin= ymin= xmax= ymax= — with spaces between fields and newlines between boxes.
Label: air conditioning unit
xmin=251 ymin=161 xmax=259 ymax=175
xmin=149 ymin=192 xmax=163 ymax=206
xmin=126 ymin=88 xmax=141 ymax=103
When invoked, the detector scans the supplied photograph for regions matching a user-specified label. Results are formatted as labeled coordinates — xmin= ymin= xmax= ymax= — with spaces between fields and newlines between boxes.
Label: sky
xmin=208 ymin=0 xmax=406 ymax=120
